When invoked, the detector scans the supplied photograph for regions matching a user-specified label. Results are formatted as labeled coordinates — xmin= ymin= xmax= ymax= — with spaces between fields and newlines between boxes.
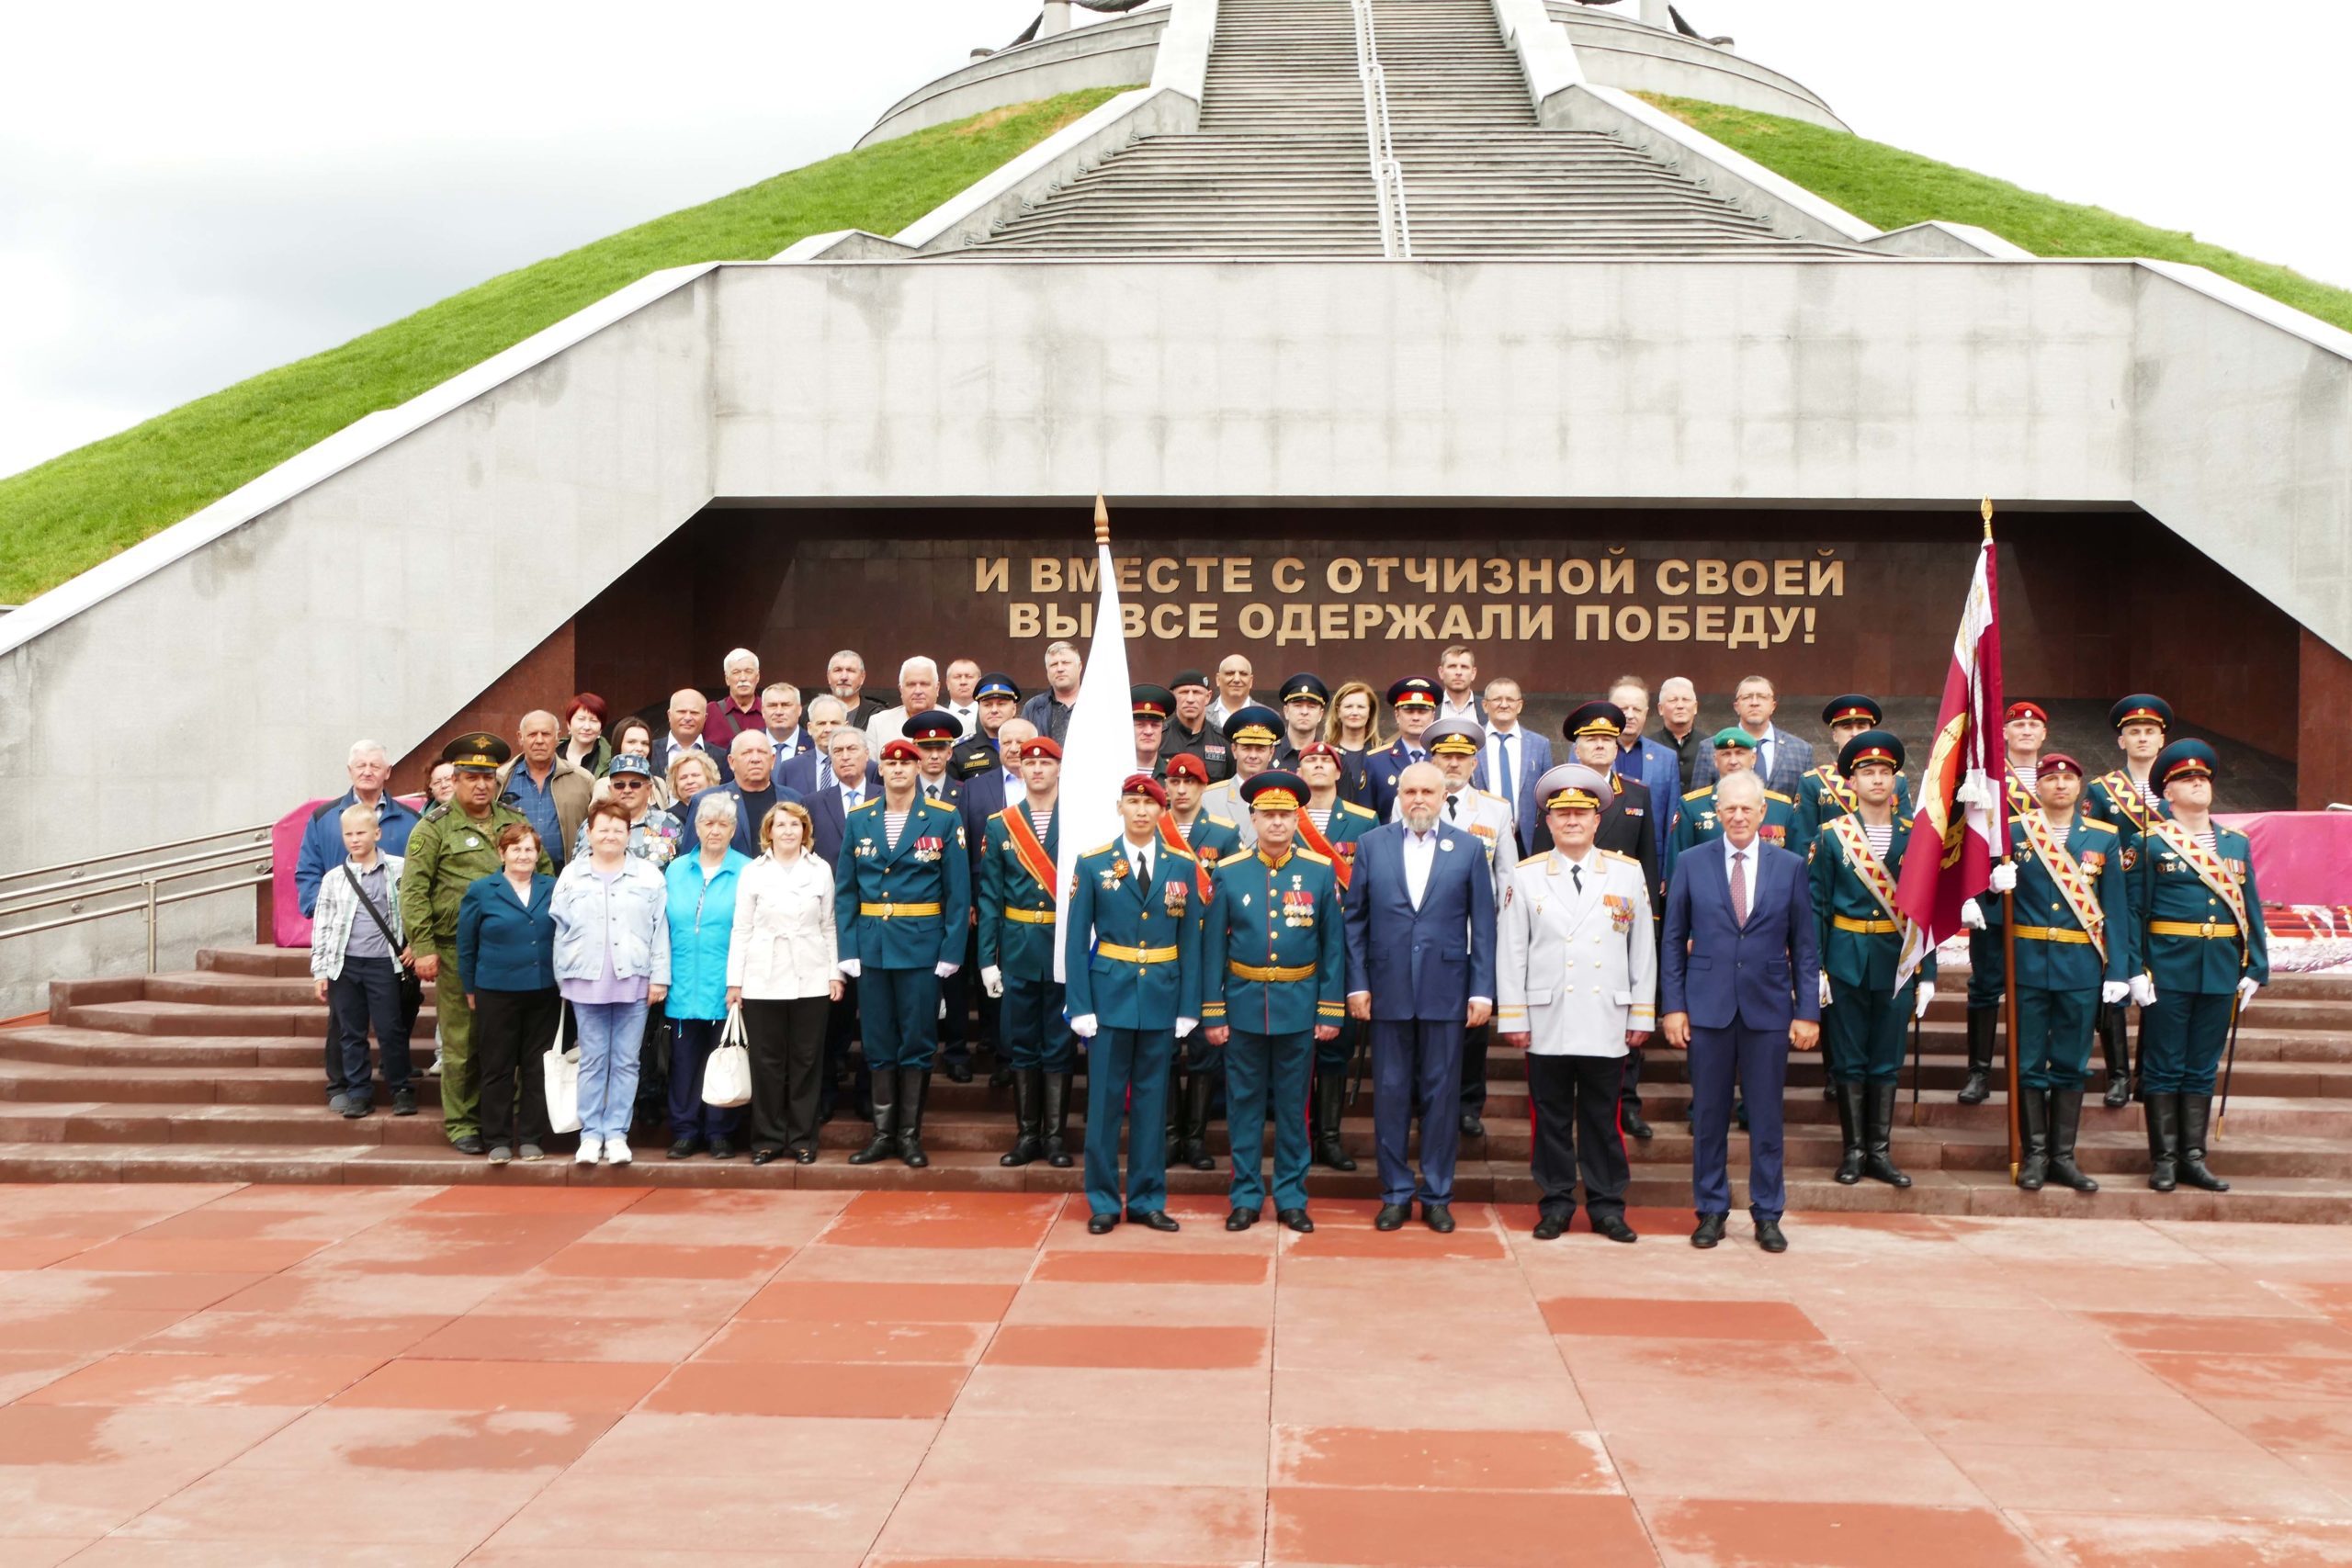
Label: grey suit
xmin=1690 ymin=723 xmax=1815 ymax=799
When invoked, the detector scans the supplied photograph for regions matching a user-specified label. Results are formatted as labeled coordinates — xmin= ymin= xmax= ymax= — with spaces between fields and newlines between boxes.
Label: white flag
xmin=1052 ymin=499 xmax=1135 ymax=983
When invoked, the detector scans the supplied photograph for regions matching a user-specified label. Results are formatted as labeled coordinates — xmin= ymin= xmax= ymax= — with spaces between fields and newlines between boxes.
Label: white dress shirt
xmin=1439 ymin=693 xmax=1482 ymax=724
xmin=838 ymin=779 xmax=865 ymax=814
xmin=1724 ymin=840 xmax=1756 ymax=921
xmin=1484 ymin=724 xmax=1525 ymax=810
xmin=1402 ymin=826 xmax=1438 ymax=908
xmin=1745 ymin=727 xmax=1774 ymax=782
xmin=1123 ymin=836 xmax=1154 ymax=883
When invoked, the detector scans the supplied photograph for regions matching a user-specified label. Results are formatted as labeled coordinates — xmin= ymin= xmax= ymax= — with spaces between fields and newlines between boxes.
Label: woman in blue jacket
xmin=663 ymin=795 xmax=752 ymax=1158
xmin=456 ymin=823 xmax=560 ymax=1165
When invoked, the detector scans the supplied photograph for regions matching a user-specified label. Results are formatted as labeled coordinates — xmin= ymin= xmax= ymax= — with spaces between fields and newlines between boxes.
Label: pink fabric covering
xmin=2217 ymin=811 xmax=2352 ymax=907
xmin=271 ymin=795 xmax=427 ymax=948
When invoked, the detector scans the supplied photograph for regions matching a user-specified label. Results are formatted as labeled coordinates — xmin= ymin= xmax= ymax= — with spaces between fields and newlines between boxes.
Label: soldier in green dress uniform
xmin=978 ymin=736 xmax=1070 ymax=1168
xmin=1201 ymin=771 xmax=1346 ymax=1234
xmin=1807 ymin=730 xmax=1933 ymax=1189
xmin=1790 ymin=695 xmax=1914 ymax=863
xmin=1958 ymin=701 xmax=2049 ymax=1106
xmin=1161 ymin=753 xmax=1243 ymax=1169
xmin=834 ymin=737 xmax=972 ymax=1170
xmin=2135 ymin=739 xmax=2268 ymax=1194
xmin=2085 ymin=694 xmax=2174 ymax=1108
xmin=1296 ymin=740 xmax=1379 ymax=1170
xmin=396 ymin=734 xmax=551 ymax=1155
xmin=1671 ymin=728 xmax=1797 ymax=858
xmin=1964 ymin=753 xmax=2128 ymax=1192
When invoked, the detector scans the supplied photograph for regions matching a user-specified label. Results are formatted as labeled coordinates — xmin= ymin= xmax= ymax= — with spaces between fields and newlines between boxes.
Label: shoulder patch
xmin=1683 ymin=786 xmax=1713 ymax=802
xmin=1159 ymin=844 xmax=1197 ymax=862
xmin=1341 ymin=802 xmax=1378 ymax=821
xmin=2080 ymin=818 xmax=2119 ymax=835
xmin=848 ymin=796 xmax=883 ymax=815
xmin=1082 ymin=840 xmax=1121 ymax=858
xmin=1477 ymin=788 xmax=1506 ymax=803
xmin=1518 ymin=851 xmax=1554 ymax=868
xmin=1600 ymin=850 xmax=1640 ymax=866
xmin=1293 ymin=848 xmax=1333 ymax=866
xmin=1207 ymin=814 xmax=1238 ymax=828
xmin=1764 ymin=790 xmax=1792 ymax=806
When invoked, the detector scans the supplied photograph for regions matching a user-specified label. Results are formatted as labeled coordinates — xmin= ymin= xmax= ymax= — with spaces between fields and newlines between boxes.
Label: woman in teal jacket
xmin=456 ymin=822 xmax=560 ymax=1164
xmin=662 ymin=795 xmax=752 ymax=1158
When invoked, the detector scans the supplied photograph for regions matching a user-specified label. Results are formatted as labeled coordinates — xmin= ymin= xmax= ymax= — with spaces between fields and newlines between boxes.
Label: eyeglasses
xmin=611 ymin=778 xmax=648 ymax=789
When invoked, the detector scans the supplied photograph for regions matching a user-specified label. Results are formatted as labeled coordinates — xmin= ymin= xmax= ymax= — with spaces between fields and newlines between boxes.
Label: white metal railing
xmin=1351 ymin=0 xmax=1413 ymax=257
xmin=0 ymin=823 xmax=274 ymax=972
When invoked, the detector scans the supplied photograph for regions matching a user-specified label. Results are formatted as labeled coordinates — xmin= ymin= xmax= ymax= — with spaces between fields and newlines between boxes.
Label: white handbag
xmin=703 ymin=1003 xmax=753 ymax=1109
xmin=543 ymin=1009 xmax=582 ymax=1135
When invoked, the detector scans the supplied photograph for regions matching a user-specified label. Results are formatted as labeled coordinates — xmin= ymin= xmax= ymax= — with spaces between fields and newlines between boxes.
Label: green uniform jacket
xmin=2138 ymin=821 xmax=2269 ymax=995
xmin=1790 ymin=764 xmax=1913 ymax=863
xmin=1202 ymin=847 xmax=1347 ymax=1035
xmin=1061 ymin=840 xmax=1204 ymax=1031
xmin=1807 ymin=816 xmax=1936 ymax=990
xmin=1973 ymin=814 xmax=2133 ymax=989
xmin=396 ymin=801 xmax=551 ymax=947
xmin=1672 ymin=784 xmax=1797 ymax=859
xmin=977 ymin=803 xmax=1059 ymax=980
xmin=833 ymin=795 xmax=972 ymax=971
xmin=1305 ymin=799 xmax=1379 ymax=876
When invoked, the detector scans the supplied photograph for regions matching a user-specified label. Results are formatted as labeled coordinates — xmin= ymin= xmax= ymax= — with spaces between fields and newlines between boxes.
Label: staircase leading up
xmin=961 ymin=0 xmax=1875 ymax=260
xmin=7 ymin=942 xmax=2351 ymax=1221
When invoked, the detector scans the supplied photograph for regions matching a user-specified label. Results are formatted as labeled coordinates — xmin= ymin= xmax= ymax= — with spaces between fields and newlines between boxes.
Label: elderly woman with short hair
xmin=662 ymin=792 xmax=751 ymax=1159
xmin=457 ymin=822 xmax=559 ymax=1164
xmin=729 ymin=800 xmax=841 ymax=1165
xmin=552 ymin=799 xmax=672 ymax=1165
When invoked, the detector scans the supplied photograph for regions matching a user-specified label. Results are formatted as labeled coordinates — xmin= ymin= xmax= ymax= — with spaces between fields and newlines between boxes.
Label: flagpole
xmin=1982 ymin=503 xmax=2023 ymax=1181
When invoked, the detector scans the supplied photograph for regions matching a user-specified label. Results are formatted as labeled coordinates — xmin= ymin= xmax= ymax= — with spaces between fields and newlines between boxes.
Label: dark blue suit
xmin=1660 ymin=836 xmax=1820 ymax=1222
xmin=1342 ymin=821 xmax=1498 ymax=1207
xmin=1614 ymin=735 xmax=1682 ymax=879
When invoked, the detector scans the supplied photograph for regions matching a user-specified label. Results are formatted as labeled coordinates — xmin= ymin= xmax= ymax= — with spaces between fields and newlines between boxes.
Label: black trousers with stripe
xmin=1527 ymin=1052 xmax=1630 ymax=1222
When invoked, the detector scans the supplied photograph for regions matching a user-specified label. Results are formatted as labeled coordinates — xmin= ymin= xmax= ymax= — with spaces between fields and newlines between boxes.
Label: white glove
xmin=934 ymin=961 xmax=959 ymax=979
xmin=2237 ymin=976 xmax=2260 ymax=1010
xmin=1175 ymin=1017 xmax=1196 ymax=1040
xmin=1069 ymin=1013 xmax=1099 ymax=1039
xmin=1961 ymin=901 xmax=1986 ymax=931
xmin=1818 ymin=973 xmax=1833 ymax=1009
xmin=1988 ymin=863 xmax=2018 ymax=894
xmin=2129 ymin=974 xmax=2156 ymax=1009
xmin=837 ymin=959 xmax=861 ymax=979
xmin=2101 ymin=980 xmax=2130 ymax=1006
xmin=981 ymin=965 xmax=1003 ymax=999
xmin=1914 ymin=981 xmax=1935 ymax=1021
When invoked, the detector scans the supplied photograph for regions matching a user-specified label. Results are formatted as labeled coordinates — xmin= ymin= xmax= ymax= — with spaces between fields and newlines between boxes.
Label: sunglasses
xmin=611 ymin=778 xmax=648 ymax=789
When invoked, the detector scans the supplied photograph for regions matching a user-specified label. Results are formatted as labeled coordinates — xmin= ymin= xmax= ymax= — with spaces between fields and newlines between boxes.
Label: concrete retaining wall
xmin=856 ymin=8 xmax=1166 ymax=149
xmin=1546 ymin=4 xmax=1849 ymax=130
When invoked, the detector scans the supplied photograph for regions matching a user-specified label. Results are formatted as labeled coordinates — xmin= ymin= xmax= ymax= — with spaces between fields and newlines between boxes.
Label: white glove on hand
xmin=1818 ymin=973 xmax=1834 ymax=1009
xmin=2237 ymin=976 xmax=2260 ymax=1010
xmin=1988 ymin=863 xmax=2018 ymax=894
xmin=1915 ymin=981 xmax=1935 ymax=1021
xmin=1068 ymin=1013 xmax=1099 ymax=1039
xmin=837 ymin=959 xmax=861 ymax=979
xmin=2129 ymin=974 xmax=2157 ymax=1009
xmin=981 ymin=965 xmax=1003 ymax=999
xmin=1175 ymin=1017 xmax=1196 ymax=1040
xmin=2101 ymin=980 xmax=2130 ymax=1006
xmin=1961 ymin=901 xmax=1986 ymax=932
xmin=934 ymin=961 xmax=959 ymax=979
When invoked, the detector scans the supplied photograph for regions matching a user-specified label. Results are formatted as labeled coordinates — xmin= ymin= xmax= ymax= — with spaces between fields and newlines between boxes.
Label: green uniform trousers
xmin=2016 ymin=986 xmax=2096 ymax=1091
xmin=431 ymin=942 xmax=478 ymax=1143
xmin=1825 ymin=977 xmax=1911 ymax=1085
xmin=2140 ymin=990 xmax=2235 ymax=1096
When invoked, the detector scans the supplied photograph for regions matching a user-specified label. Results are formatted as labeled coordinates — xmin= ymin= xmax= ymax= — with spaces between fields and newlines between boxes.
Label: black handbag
xmin=344 ymin=865 xmax=425 ymax=1031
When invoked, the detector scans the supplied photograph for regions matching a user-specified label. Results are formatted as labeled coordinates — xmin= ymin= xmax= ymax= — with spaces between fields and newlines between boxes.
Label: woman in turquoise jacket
xmin=663 ymin=795 xmax=752 ymax=1159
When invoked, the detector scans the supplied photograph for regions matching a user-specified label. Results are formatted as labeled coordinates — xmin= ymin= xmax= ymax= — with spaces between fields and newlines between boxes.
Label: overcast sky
xmin=2 ymin=0 xmax=2344 ymax=483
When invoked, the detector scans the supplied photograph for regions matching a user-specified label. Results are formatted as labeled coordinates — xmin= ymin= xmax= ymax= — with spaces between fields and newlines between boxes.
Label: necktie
xmin=1134 ymin=847 xmax=1148 ymax=884
xmin=844 ymin=790 xmax=860 ymax=812
xmin=1498 ymin=733 xmax=1515 ymax=807
xmin=1411 ymin=749 xmax=1425 ymax=765
xmin=1447 ymin=795 xmax=1458 ymax=820
xmin=925 ymin=784 xmax=940 ymax=801
xmin=1730 ymin=850 xmax=1749 ymax=927
xmin=1572 ymin=862 xmax=1583 ymax=893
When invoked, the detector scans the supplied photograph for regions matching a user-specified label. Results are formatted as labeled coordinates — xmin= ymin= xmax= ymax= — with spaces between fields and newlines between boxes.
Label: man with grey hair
xmin=498 ymin=710 xmax=593 ymax=868
xmin=706 ymin=647 xmax=767 ymax=749
xmin=1021 ymin=640 xmax=1083 ymax=745
xmin=865 ymin=655 xmax=943 ymax=750
xmin=295 ymin=738 xmax=424 ymax=1111
xmin=827 ymin=649 xmax=886 ymax=729
xmin=1656 ymin=675 xmax=1704 ymax=793
xmin=684 ymin=728 xmax=804 ymax=859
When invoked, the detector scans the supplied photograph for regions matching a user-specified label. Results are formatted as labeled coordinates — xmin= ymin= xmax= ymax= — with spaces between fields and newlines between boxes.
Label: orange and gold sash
xmin=2018 ymin=811 xmax=2108 ymax=964
xmin=1295 ymin=805 xmax=1352 ymax=893
xmin=2096 ymin=770 xmax=2156 ymax=833
xmin=2151 ymin=818 xmax=2251 ymax=941
xmin=1158 ymin=811 xmax=1215 ymax=900
xmin=1809 ymin=763 xmax=1855 ymax=816
xmin=997 ymin=806 xmax=1057 ymax=900
xmin=1826 ymin=816 xmax=1909 ymax=934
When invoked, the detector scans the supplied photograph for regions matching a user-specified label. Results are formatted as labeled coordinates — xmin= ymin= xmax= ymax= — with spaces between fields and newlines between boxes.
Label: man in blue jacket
xmin=1660 ymin=769 xmax=1821 ymax=1254
xmin=296 ymin=739 xmax=422 ymax=917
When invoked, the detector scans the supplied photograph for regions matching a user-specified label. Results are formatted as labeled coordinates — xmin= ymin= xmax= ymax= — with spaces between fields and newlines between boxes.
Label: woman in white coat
xmin=728 ymin=800 xmax=842 ymax=1165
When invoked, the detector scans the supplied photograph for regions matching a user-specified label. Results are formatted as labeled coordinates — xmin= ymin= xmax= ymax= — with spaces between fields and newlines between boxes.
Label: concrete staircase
xmin=8 ymin=943 xmax=2352 ymax=1221
xmin=966 ymin=0 xmax=1871 ymax=259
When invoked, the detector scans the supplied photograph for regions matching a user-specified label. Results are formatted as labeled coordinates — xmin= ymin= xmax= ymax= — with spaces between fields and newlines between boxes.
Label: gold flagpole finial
xmin=1093 ymin=493 xmax=1111 ymax=547
xmin=1980 ymin=496 xmax=1995 ymax=540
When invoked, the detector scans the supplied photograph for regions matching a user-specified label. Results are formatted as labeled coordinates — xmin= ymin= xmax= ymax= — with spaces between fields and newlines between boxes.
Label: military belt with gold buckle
xmin=1004 ymin=908 xmax=1056 ymax=925
xmin=1098 ymin=942 xmax=1180 ymax=964
xmin=2013 ymin=925 xmax=2094 ymax=945
xmin=860 ymin=901 xmax=943 ymax=919
xmin=1229 ymin=961 xmax=1315 ymax=982
xmin=1830 ymin=916 xmax=1899 ymax=935
xmin=2150 ymin=919 xmax=2238 ymax=939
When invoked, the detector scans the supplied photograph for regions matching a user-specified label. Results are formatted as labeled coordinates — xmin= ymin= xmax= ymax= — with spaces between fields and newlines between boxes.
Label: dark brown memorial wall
xmin=398 ymin=504 xmax=2341 ymax=805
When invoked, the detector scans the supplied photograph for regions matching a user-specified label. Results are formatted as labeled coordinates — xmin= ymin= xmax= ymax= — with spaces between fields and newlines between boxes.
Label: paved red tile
xmin=984 ymin=1323 xmax=1269 ymax=1371
xmin=53 ymin=1237 xmax=330 ymax=1274
xmin=645 ymin=1359 xmax=967 ymax=1418
xmin=2090 ymin=1311 xmax=2352 ymax=1358
xmin=2012 ymin=1510 xmax=2352 ymax=1566
xmin=406 ymin=1314 xmax=718 ymax=1364
xmin=1274 ymin=1425 xmax=1620 ymax=1492
xmin=1643 ymin=1500 xmax=2042 ymax=1567
xmin=695 ymin=1317 xmax=990 ymax=1364
xmin=1032 ymin=1249 xmax=1272 ymax=1285
xmin=333 ymin=1358 xmax=668 ymax=1413
xmin=876 ymin=1480 xmax=1266 ymax=1562
xmin=1541 ymin=1296 xmax=1826 ymax=1341
xmin=532 ymin=1241 xmax=794 ymax=1279
xmin=23 ymin=1353 xmax=381 ymax=1407
xmin=740 ymin=1279 xmax=1019 ymax=1322
xmin=818 ymin=1192 xmax=1065 ymax=1250
xmin=1269 ymin=1485 xmax=1655 ymax=1566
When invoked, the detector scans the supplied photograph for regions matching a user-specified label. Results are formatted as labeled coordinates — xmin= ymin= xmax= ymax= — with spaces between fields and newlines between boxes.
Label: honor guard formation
xmin=300 ymin=646 xmax=2272 ymax=1247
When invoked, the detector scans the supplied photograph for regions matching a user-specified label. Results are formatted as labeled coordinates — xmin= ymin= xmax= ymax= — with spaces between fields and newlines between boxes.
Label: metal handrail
xmin=3 ymin=822 xmax=273 ymax=889
xmin=0 ymin=823 xmax=275 ymax=973
xmin=1351 ymin=0 xmax=1412 ymax=259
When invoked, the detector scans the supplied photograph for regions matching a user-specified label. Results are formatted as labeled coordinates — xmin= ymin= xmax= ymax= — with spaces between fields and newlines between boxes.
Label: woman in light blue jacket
xmin=663 ymin=795 xmax=751 ymax=1159
xmin=551 ymin=799 xmax=672 ymax=1165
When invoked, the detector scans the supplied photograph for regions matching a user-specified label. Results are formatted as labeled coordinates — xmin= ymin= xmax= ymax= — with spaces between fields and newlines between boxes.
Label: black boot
xmin=1166 ymin=1065 xmax=1187 ymax=1152
xmin=1957 ymin=1009 xmax=1996 ymax=1105
xmin=1863 ymin=1080 xmax=1912 ymax=1188
xmin=2177 ymin=1092 xmax=2230 ymax=1192
xmin=896 ymin=1066 xmax=931 ymax=1168
xmin=2098 ymin=1004 xmax=2133 ymax=1109
xmin=2047 ymin=1089 xmax=2099 ymax=1191
xmin=1312 ymin=1069 xmax=1356 ymax=1171
xmin=2017 ymin=1087 xmax=2049 ymax=1190
xmin=1043 ymin=1072 xmax=1075 ymax=1168
xmin=1000 ymin=1067 xmax=1043 ymax=1168
xmin=1831 ymin=1078 xmax=1866 ymax=1185
xmin=2146 ymin=1091 xmax=2180 ymax=1191
xmin=848 ymin=1077 xmax=897 ymax=1165
xmin=1183 ymin=1070 xmax=1218 ymax=1170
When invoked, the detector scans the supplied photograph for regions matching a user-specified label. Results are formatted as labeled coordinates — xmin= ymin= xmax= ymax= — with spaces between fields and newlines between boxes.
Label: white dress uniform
xmin=1198 ymin=779 xmax=1257 ymax=849
xmin=1497 ymin=842 xmax=1657 ymax=1230
xmin=1391 ymin=786 xmax=1519 ymax=895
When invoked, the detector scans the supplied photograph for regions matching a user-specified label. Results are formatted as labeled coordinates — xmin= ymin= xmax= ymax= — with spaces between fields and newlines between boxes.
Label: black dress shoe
xmin=1755 ymin=1217 xmax=1789 ymax=1253
xmin=1374 ymin=1203 xmax=1410 ymax=1232
xmin=1531 ymin=1213 xmax=1568 ymax=1241
xmin=1459 ymin=1112 xmax=1486 ymax=1139
xmin=1278 ymin=1208 xmax=1316 ymax=1234
xmin=948 ymin=1062 xmax=974 ymax=1085
xmin=708 ymin=1138 xmax=736 ymax=1161
xmin=1087 ymin=1213 xmax=1120 ymax=1235
xmin=751 ymin=1147 xmax=779 ymax=1166
xmin=794 ymin=1147 xmax=817 ymax=1165
xmin=1691 ymin=1213 xmax=1726 ymax=1249
xmin=1735 ymin=1100 xmax=1750 ymax=1133
xmin=668 ymin=1137 xmax=701 ymax=1160
xmin=1421 ymin=1202 xmax=1455 ymax=1234
xmin=1594 ymin=1213 xmax=1638 ymax=1244
xmin=1128 ymin=1209 xmax=1181 ymax=1233
xmin=1225 ymin=1208 xmax=1260 ymax=1232
xmin=451 ymin=1134 xmax=486 ymax=1156
xmin=1623 ymin=1109 xmax=1654 ymax=1141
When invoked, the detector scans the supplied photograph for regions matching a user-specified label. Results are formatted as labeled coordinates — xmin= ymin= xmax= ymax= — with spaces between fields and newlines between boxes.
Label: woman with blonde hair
xmin=1324 ymin=679 xmax=1384 ymax=807
xmin=728 ymin=799 xmax=841 ymax=1165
